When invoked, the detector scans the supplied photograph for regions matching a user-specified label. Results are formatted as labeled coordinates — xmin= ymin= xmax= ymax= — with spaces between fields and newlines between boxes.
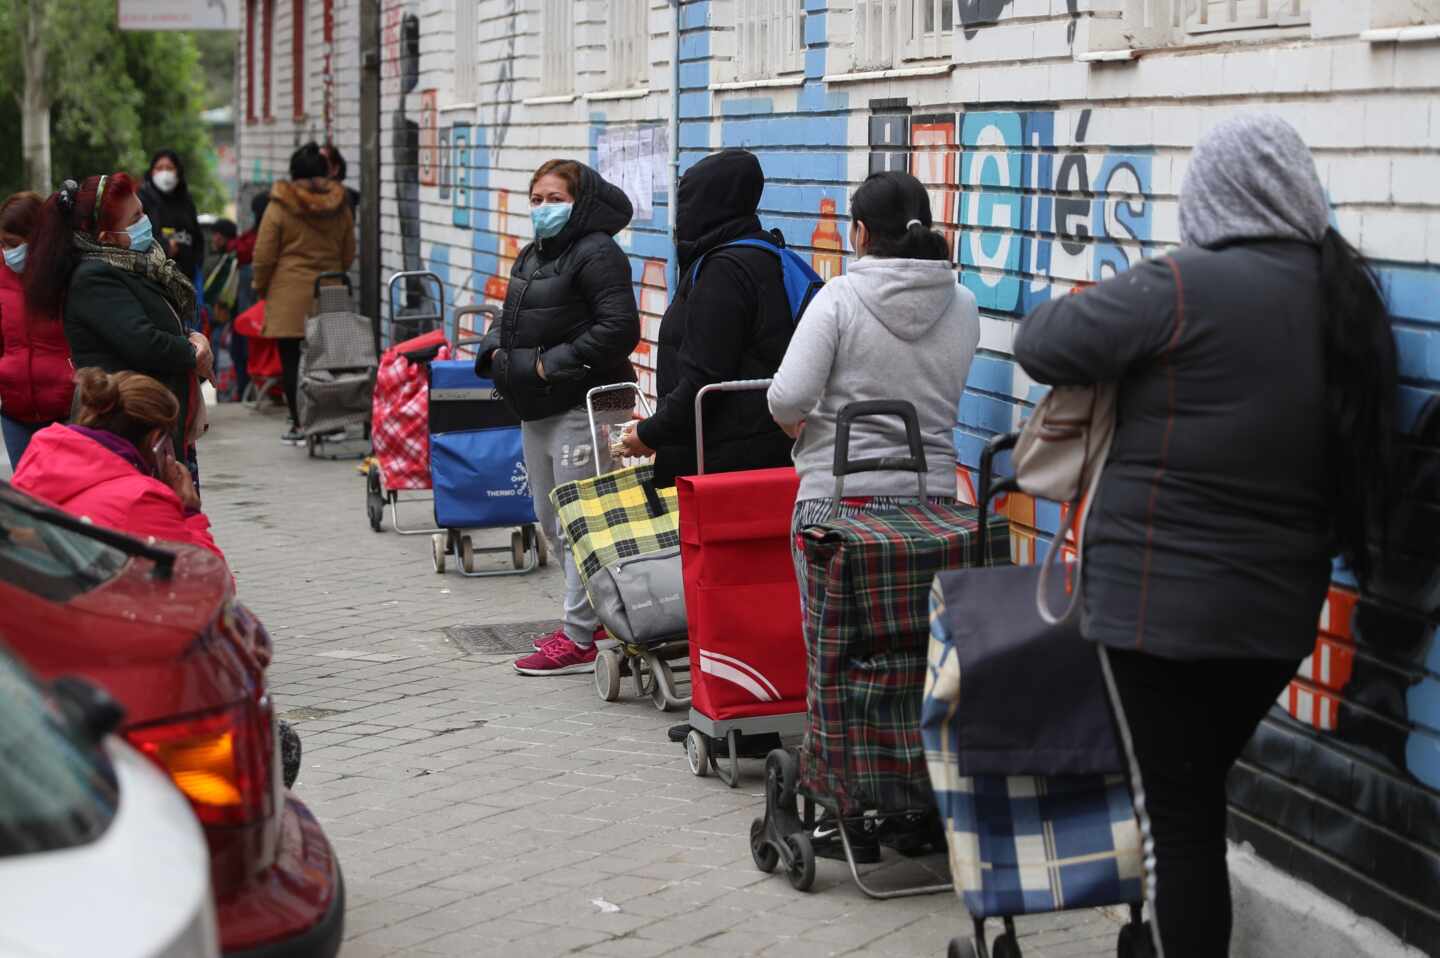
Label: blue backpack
xmin=688 ymin=238 xmax=825 ymax=326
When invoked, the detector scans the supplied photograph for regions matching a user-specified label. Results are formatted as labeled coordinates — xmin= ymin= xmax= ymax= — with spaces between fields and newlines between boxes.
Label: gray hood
xmin=846 ymin=257 xmax=961 ymax=341
xmin=1179 ymin=113 xmax=1329 ymax=249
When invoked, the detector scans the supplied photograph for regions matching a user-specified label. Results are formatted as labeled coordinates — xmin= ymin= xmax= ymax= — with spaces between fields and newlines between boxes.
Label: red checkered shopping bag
xmin=371 ymin=345 xmax=447 ymax=490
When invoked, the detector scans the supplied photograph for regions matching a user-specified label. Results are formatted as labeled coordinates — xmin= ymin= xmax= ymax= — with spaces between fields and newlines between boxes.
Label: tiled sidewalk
xmin=198 ymin=402 xmax=1124 ymax=958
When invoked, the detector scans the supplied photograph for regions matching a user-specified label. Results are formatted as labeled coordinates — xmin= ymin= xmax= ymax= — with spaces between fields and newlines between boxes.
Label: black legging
xmin=277 ymin=336 xmax=303 ymax=427
xmin=1100 ymin=647 xmax=1300 ymax=958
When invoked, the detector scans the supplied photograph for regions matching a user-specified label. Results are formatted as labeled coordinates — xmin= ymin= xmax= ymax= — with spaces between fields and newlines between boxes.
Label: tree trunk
xmin=19 ymin=0 xmax=50 ymax=193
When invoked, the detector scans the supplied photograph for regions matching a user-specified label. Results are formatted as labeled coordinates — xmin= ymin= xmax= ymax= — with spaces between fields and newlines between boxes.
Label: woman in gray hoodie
xmin=768 ymin=170 xmax=979 ymax=592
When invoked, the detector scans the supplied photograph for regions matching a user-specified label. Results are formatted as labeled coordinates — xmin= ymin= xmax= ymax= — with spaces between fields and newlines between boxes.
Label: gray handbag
xmin=585 ymin=545 xmax=688 ymax=646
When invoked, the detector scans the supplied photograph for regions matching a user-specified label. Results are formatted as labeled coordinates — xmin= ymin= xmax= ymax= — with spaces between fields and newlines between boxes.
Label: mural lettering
xmin=957 ymin=109 xmax=1154 ymax=314
xmin=418 ymin=90 xmax=439 ymax=187
xmin=438 ymin=127 xmax=452 ymax=200
xmin=910 ymin=114 xmax=958 ymax=258
xmin=451 ymin=125 xmax=471 ymax=228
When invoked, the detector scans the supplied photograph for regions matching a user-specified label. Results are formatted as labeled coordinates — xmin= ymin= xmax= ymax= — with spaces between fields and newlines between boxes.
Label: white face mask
xmin=153 ymin=169 xmax=179 ymax=193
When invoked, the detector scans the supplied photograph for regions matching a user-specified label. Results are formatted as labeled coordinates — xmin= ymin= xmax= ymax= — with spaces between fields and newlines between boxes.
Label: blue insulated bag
xmin=428 ymin=359 xmax=538 ymax=530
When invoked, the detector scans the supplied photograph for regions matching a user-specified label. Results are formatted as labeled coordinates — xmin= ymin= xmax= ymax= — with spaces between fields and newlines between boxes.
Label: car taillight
xmin=125 ymin=703 xmax=273 ymax=826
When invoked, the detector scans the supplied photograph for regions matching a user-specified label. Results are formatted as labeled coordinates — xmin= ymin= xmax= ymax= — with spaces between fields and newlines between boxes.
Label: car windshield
xmin=0 ymin=651 xmax=118 ymax=858
xmin=0 ymin=497 xmax=129 ymax=601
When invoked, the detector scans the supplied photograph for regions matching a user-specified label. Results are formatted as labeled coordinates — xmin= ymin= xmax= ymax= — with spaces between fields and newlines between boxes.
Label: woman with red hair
xmin=0 ymin=191 xmax=74 ymax=467
xmin=25 ymin=174 xmax=213 ymax=467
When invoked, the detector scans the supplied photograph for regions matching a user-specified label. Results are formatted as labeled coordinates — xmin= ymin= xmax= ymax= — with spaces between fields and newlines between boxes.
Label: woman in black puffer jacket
xmin=476 ymin=159 xmax=639 ymax=677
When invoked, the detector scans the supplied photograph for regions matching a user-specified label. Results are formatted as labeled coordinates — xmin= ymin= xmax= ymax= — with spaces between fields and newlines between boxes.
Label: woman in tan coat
xmin=253 ymin=142 xmax=357 ymax=442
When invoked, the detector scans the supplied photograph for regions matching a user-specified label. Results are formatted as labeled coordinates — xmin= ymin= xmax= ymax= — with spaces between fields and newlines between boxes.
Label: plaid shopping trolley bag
xmin=552 ymin=462 xmax=680 ymax=586
xmin=920 ymin=431 xmax=1150 ymax=958
xmin=552 ymin=460 xmax=688 ymax=669
xmin=751 ymin=401 xmax=1010 ymax=899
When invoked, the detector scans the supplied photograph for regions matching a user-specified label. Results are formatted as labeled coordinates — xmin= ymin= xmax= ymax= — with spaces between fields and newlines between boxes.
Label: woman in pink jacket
xmin=11 ymin=367 xmax=225 ymax=563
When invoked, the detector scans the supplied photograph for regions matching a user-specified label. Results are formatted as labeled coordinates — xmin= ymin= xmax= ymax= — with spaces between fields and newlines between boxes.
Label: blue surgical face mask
xmin=126 ymin=215 xmax=154 ymax=254
xmin=531 ymin=202 xmax=573 ymax=240
xmin=2 ymin=243 xmax=26 ymax=274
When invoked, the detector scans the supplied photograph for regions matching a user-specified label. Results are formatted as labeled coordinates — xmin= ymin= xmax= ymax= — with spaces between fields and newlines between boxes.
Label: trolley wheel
xmin=534 ymin=525 xmax=548 ymax=566
xmin=431 ymin=533 xmax=447 ymax=574
xmin=366 ymin=466 xmax=384 ymax=532
xmin=511 ymin=530 xmax=526 ymax=569
xmin=767 ymin=749 xmax=799 ymax=808
xmin=459 ymin=535 xmax=476 ymax=574
xmin=633 ymin=654 xmax=655 ymax=699
xmin=948 ymin=939 xmax=981 ymax=958
xmin=992 ymin=933 xmax=1021 ymax=958
xmin=650 ymin=658 xmax=674 ymax=711
xmin=783 ymin=831 xmax=815 ymax=892
xmin=594 ymin=650 xmax=622 ymax=702
xmin=1117 ymin=922 xmax=1155 ymax=958
xmin=686 ymin=730 xmax=710 ymax=777
xmin=749 ymin=817 xmax=778 ymax=873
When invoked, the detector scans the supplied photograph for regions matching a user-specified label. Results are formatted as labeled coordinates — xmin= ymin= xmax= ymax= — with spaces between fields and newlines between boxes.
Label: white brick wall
xmin=236 ymin=0 xmax=363 ymax=224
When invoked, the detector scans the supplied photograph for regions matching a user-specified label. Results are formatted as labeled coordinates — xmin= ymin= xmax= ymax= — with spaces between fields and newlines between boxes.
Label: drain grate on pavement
xmin=445 ymin=620 xmax=562 ymax=654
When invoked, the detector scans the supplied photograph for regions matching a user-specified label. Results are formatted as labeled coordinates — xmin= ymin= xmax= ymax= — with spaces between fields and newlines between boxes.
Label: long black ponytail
xmin=850 ymin=171 xmax=950 ymax=261
xmin=1320 ymin=227 xmax=1399 ymax=586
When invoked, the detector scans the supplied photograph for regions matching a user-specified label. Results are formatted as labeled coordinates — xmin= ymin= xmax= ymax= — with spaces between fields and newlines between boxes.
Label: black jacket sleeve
xmin=1014 ymin=256 xmax=1180 ymax=386
xmin=474 ymin=327 xmax=502 ymax=378
xmin=537 ymin=239 xmax=639 ymax=383
xmin=72 ymin=268 xmax=196 ymax=374
xmin=637 ymin=255 xmax=756 ymax=449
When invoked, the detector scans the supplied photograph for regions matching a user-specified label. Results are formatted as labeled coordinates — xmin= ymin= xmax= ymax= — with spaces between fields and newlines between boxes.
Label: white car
xmin=0 ymin=647 xmax=219 ymax=958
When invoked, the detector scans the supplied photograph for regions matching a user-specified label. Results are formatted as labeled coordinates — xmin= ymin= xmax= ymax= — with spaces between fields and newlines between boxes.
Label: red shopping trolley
xmin=677 ymin=380 xmax=807 ymax=787
xmin=233 ymin=299 xmax=282 ymax=409
xmin=364 ymin=326 xmax=450 ymax=533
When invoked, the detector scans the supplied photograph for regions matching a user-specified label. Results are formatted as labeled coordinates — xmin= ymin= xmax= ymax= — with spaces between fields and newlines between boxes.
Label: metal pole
xmin=359 ymin=0 xmax=382 ymax=350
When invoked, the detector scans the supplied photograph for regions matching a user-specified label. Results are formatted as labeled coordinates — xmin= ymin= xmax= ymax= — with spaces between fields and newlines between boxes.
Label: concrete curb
xmin=1100 ymin=843 xmax=1427 ymax=957
xmin=1227 ymin=843 xmax=1427 ymax=958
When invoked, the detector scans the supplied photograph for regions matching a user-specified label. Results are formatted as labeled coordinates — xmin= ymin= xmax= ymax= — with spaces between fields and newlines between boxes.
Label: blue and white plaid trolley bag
xmin=427 ymin=345 xmax=546 ymax=576
xmin=921 ymin=433 xmax=1152 ymax=958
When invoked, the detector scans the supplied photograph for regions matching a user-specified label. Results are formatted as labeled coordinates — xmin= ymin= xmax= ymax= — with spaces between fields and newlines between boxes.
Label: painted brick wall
xmin=267 ymin=0 xmax=1440 ymax=947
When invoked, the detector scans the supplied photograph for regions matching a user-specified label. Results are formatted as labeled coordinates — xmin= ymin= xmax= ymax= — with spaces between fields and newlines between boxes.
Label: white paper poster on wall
xmin=597 ymin=126 xmax=664 ymax=224
xmin=118 ymin=0 xmax=240 ymax=30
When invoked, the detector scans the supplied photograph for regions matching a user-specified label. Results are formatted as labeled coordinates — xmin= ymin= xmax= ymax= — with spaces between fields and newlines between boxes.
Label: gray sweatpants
xmin=522 ymin=405 xmax=616 ymax=648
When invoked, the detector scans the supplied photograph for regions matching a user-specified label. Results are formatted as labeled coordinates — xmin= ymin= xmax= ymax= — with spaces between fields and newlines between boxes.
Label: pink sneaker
xmin=514 ymin=636 xmax=598 ymax=675
xmin=531 ymin=627 xmax=568 ymax=651
xmin=533 ymin=626 xmax=610 ymax=650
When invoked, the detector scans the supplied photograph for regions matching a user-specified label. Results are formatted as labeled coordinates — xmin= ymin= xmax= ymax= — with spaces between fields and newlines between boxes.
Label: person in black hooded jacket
xmin=618 ymin=149 xmax=794 ymax=487
xmin=477 ymin=159 xmax=639 ymax=677
xmin=137 ymin=149 xmax=204 ymax=289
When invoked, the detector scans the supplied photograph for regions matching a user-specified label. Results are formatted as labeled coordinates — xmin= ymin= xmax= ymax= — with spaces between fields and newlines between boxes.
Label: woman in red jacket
xmin=0 ymin=191 xmax=74 ymax=467
xmin=11 ymin=367 xmax=225 ymax=564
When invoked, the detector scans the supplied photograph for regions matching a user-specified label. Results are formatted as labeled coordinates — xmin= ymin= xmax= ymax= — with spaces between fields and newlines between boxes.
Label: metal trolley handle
xmin=385 ymin=270 xmax=447 ymax=337
xmin=977 ymin=431 xmax=1020 ymax=563
xmin=693 ymin=378 xmax=774 ymax=476
xmin=832 ymin=400 xmax=929 ymax=501
xmin=587 ymin=383 xmax=655 ymax=478
xmin=451 ymin=304 xmax=501 ymax=356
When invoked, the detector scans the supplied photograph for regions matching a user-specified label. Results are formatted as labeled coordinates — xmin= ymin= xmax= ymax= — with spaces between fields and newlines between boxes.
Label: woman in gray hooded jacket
xmin=768 ymin=171 xmax=980 ymax=589
xmin=1014 ymin=115 xmax=1398 ymax=958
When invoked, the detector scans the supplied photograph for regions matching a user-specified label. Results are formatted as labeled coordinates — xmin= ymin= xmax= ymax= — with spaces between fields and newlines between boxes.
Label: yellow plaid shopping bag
xmin=550 ymin=463 xmax=680 ymax=586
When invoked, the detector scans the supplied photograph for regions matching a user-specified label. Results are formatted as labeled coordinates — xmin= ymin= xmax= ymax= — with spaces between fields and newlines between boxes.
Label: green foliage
xmin=0 ymin=0 xmax=228 ymax=214
xmin=189 ymin=30 xmax=236 ymax=112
